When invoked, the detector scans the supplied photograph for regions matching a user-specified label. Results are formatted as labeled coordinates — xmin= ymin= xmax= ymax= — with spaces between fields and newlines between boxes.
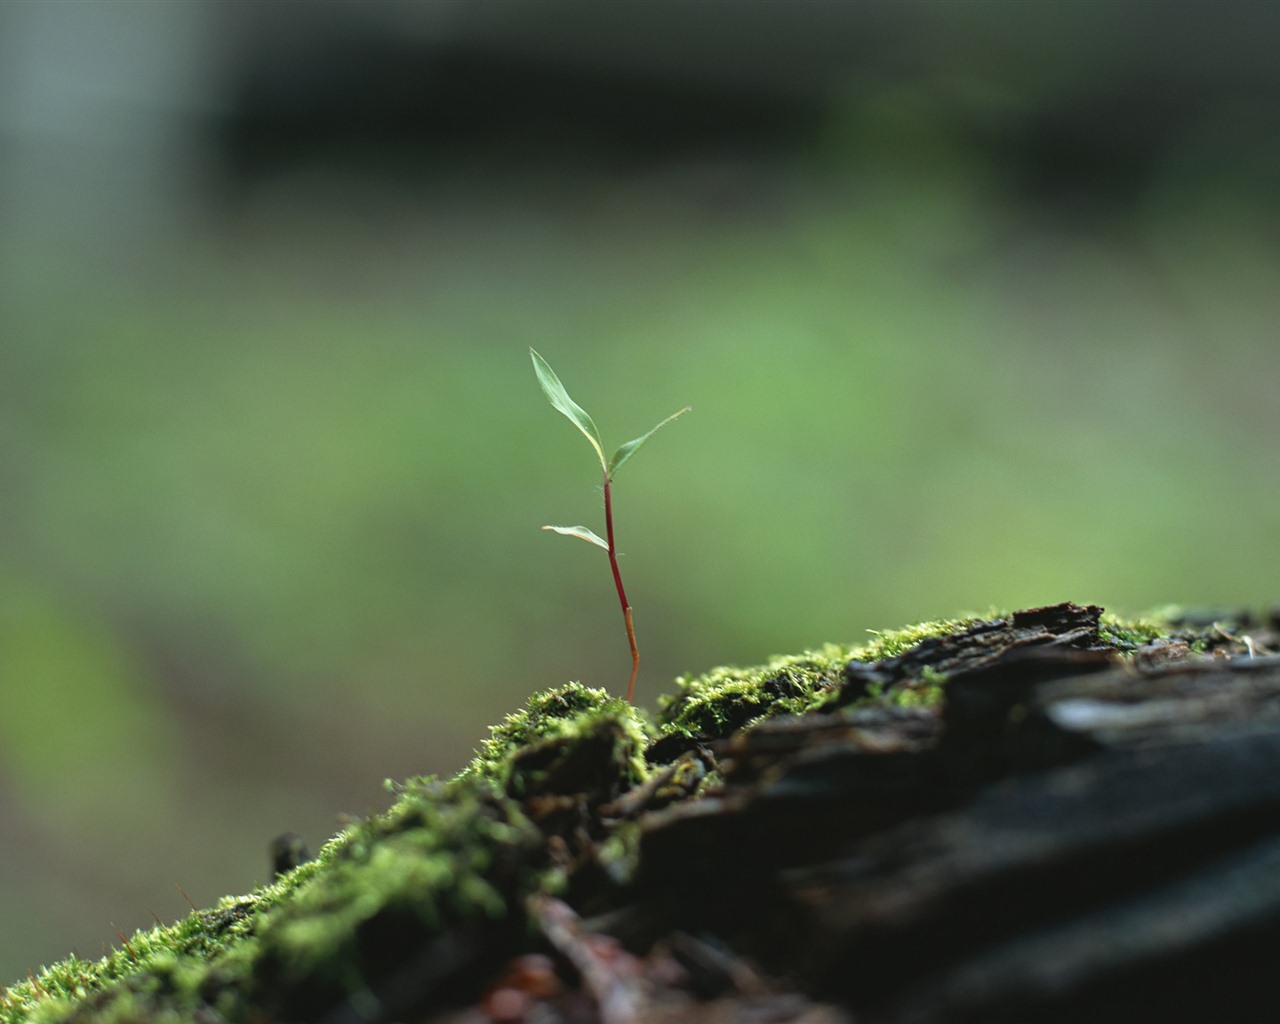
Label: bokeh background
xmin=2 ymin=0 xmax=1278 ymax=984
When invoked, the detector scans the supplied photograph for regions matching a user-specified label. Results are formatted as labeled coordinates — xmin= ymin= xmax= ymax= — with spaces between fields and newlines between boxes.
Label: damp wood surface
xmin=7 ymin=602 xmax=1280 ymax=1024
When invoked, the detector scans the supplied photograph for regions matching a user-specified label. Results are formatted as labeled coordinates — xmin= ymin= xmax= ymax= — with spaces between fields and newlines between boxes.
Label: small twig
xmin=531 ymin=895 xmax=645 ymax=1024
xmin=1213 ymin=623 xmax=1274 ymax=659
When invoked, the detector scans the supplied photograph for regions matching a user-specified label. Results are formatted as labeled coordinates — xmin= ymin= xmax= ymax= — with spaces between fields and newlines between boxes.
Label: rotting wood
xmin=35 ymin=604 xmax=1280 ymax=1024
xmin=617 ymin=604 xmax=1280 ymax=1023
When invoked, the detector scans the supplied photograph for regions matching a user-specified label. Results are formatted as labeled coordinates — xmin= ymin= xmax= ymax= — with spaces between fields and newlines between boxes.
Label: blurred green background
xmin=2 ymin=0 xmax=1278 ymax=985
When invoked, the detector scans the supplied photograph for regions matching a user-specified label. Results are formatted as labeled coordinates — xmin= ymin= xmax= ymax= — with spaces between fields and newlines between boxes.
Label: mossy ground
xmin=0 ymin=607 xmax=1194 ymax=1024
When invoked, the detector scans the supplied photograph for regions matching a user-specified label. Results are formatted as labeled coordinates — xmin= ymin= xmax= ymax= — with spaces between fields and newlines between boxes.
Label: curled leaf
xmin=542 ymin=524 xmax=610 ymax=550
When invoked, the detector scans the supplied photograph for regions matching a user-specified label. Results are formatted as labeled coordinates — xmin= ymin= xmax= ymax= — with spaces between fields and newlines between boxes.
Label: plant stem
xmin=603 ymin=470 xmax=640 ymax=703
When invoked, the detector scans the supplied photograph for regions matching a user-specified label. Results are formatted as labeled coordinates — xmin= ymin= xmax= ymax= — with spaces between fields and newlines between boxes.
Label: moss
xmin=850 ymin=614 xmax=988 ymax=661
xmin=244 ymin=776 xmax=545 ymax=1021
xmin=1098 ymin=609 xmax=1178 ymax=649
xmin=1 ymin=606 xmax=1246 ymax=1023
xmin=459 ymin=681 xmax=653 ymax=792
xmin=656 ymin=617 xmax=996 ymax=739
xmin=657 ymin=644 xmax=853 ymax=739
xmin=891 ymin=665 xmax=947 ymax=708
xmin=1 ymin=882 xmax=287 ymax=1024
xmin=1 ymin=776 xmax=547 ymax=1024
xmin=1097 ymin=606 xmax=1266 ymax=656
xmin=1 ymin=681 xmax=658 ymax=1024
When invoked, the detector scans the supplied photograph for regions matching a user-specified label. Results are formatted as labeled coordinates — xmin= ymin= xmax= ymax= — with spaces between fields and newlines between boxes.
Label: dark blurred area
xmin=216 ymin=2 xmax=1280 ymax=219
xmin=2 ymin=0 xmax=1278 ymax=988
xmin=219 ymin=38 xmax=822 ymax=179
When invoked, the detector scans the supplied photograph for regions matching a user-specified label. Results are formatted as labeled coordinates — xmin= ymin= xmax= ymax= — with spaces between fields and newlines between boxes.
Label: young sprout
xmin=531 ymin=348 xmax=690 ymax=703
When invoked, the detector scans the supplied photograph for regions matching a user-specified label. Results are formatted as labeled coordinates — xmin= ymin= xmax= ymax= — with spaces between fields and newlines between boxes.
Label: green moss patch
xmin=656 ymin=616 xmax=991 ymax=739
xmin=4 ymin=778 xmax=552 ymax=1024
xmin=460 ymin=682 xmax=652 ymax=792
xmin=656 ymin=644 xmax=851 ymax=740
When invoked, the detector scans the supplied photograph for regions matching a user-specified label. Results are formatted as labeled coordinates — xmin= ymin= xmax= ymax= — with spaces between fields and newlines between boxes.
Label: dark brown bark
xmin=615 ymin=603 xmax=1280 ymax=1023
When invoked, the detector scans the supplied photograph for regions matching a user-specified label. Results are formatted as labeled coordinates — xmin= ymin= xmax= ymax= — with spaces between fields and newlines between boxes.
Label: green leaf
xmin=530 ymin=348 xmax=606 ymax=471
xmin=608 ymin=405 xmax=691 ymax=478
xmin=541 ymin=524 xmax=609 ymax=550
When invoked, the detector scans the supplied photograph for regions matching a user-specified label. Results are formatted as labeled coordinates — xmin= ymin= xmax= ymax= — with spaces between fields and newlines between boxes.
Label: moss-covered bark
xmin=3 ymin=603 xmax=1272 ymax=1024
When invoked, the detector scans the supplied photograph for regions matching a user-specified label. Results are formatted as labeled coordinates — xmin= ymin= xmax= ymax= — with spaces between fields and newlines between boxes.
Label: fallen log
xmin=11 ymin=603 xmax=1280 ymax=1024
xmin=627 ymin=604 xmax=1280 ymax=1023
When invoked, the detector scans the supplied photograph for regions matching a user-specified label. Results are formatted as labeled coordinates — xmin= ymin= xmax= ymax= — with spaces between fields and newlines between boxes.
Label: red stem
xmin=603 ymin=471 xmax=640 ymax=703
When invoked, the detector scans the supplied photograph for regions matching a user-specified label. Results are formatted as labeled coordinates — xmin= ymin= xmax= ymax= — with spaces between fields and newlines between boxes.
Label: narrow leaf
xmin=608 ymin=405 xmax=691 ymax=478
xmin=542 ymin=524 xmax=610 ymax=550
xmin=530 ymin=348 xmax=606 ymax=471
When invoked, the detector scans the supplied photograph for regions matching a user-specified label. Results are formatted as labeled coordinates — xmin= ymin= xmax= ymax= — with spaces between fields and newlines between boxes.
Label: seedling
xmin=531 ymin=348 xmax=690 ymax=703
